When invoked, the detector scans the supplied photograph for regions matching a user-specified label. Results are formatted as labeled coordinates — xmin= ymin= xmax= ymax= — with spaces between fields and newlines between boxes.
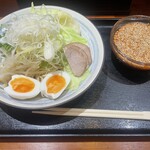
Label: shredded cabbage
xmin=0 ymin=4 xmax=89 ymax=90
xmin=65 ymin=65 xmax=90 ymax=90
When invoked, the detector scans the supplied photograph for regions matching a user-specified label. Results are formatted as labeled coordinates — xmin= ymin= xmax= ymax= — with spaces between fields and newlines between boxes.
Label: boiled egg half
xmin=41 ymin=71 xmax=70 ymax=99
xmin=4 ymin=75 xmax=41 ymax=100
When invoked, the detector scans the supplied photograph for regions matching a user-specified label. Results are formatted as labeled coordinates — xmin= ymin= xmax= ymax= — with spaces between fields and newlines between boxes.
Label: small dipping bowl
xmin=110 ymin=15 xmax=150 ymax=70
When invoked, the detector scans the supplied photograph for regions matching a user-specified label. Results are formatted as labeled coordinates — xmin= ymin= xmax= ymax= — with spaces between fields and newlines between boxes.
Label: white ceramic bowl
xmin=0 ymin=6 xmax=104 ymax=109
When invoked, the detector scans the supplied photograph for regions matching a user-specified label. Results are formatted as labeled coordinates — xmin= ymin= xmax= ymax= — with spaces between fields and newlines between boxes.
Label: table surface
xmin=1 ymin=137 xmax=150 ymax=150
xmin=0 ymin=7 xmax=150 ymax=149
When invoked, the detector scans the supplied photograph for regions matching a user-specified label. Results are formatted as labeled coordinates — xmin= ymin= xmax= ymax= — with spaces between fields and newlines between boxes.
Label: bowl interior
xmin=110 ymin=15 xmax=150 ymax=68
xmin=0 ymin=6 xmax=104 ymax=109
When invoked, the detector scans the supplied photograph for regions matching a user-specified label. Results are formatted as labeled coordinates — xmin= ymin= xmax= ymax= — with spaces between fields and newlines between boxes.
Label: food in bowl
xmin=110 ymin=15 xmax=150 ymax=70
xmin=63 ymin=42 xmax=92 ymax=77
xmin=0 ymin=4 xmax=104 ymax=109
xmin=114 ymin=22 xmax=150 ymax=63
xmin=0 ymin=4 xmax=92 ymax=100
xmin=4 ymin=75 xmax=41 ymax=100
xmin=41 ymin=71 xmax=71 ymax=99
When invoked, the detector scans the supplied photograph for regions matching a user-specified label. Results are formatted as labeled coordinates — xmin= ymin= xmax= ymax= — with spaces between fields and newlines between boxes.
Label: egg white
xmin=41 ymin=71 xmax=70 ymax=99
xmin=4 ymin=75 xmax=41 ymax=100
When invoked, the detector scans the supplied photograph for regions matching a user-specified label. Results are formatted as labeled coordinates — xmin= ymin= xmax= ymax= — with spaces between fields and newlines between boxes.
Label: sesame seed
xmin=114 ymin=22 xmax=150 ymax=63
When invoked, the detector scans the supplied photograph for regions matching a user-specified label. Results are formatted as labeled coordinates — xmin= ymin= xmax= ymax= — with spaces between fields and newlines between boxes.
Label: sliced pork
xmin=71 ymin=42 xmax=92 ymax=65
xmin=64 ymin=43 xmax=92 ymax=77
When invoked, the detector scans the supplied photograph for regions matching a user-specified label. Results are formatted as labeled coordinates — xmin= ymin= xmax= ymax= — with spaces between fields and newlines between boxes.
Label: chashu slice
xmin=71 ymin=42 xmax=92 ymax=65
xmin=64 ymin=44 xmax=89 ymax=77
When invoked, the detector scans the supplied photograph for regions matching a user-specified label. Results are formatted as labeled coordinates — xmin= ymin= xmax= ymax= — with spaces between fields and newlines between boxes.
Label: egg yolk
xmin=10 ymin=77 xmax=35 ymax=93
xmin=46 ymin=75 xmax=66 ymax=93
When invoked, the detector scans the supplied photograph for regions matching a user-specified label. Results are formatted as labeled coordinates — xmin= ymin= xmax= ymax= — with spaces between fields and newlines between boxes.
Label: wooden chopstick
xmin=32 ymin=108 xmax=150 ymax=120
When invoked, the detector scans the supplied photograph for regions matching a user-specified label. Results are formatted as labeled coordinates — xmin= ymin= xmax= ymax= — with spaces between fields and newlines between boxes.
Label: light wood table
xmin=0 ymin=137 xmax=150 ymax=150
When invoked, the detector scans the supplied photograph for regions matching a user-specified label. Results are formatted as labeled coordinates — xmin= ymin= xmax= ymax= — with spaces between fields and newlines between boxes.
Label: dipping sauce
xmin=114 ymin=22 xmax=150 ymax=63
